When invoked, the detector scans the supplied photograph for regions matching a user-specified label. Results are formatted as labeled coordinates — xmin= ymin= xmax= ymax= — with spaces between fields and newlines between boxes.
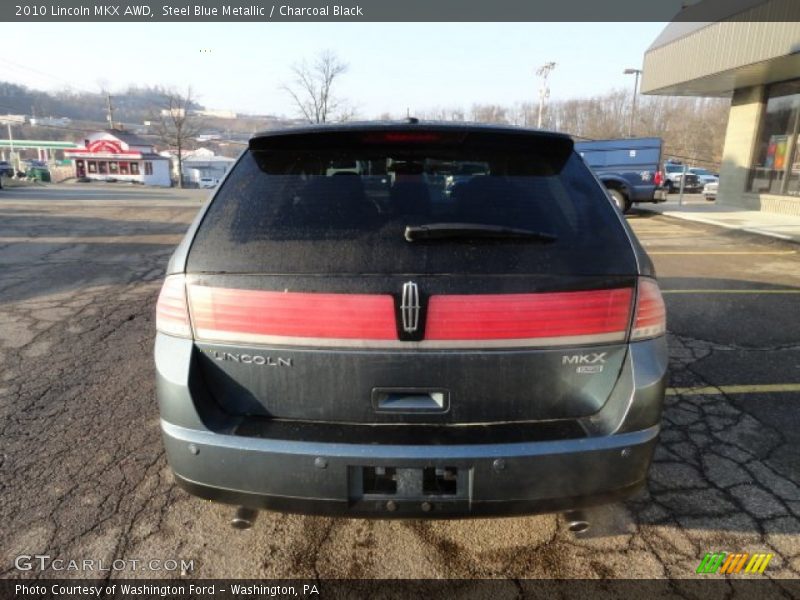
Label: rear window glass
xmin=187 ymin=132 xmax=634 ymax=275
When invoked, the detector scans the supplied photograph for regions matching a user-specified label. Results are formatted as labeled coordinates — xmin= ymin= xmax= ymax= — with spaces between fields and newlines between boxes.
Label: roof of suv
xmin=250 ymin=120 xmax=573 ymax=143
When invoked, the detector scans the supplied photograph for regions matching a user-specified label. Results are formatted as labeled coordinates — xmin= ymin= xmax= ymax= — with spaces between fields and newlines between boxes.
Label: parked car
xmin=156 ymin=121 xmax=668 ymax=520
xmin=23 ymin=159 xmax=48 ymax=169
xmin=0 ymin=161 xmax=14 ymax=178
xmin=663 ymin=162 xmax=702 ymax=193
xmin=703 ymin=181 xmax=718 ymax=201
xmin=688 ymin=167 xmax=719 ymax=186
xmin=575 ymin=137 xmax=669 ymax=212
xmin=26 ymin=167 xmax=51 ymax=182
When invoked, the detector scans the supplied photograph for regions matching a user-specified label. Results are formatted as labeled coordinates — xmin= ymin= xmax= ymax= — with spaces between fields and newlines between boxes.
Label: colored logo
xmin=696 ymin=552 xmax=773 ymax=574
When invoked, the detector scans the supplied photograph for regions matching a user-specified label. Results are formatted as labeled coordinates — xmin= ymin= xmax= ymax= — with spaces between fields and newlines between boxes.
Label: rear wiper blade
xmin=405 ymin=222 xmax=557 ymax=243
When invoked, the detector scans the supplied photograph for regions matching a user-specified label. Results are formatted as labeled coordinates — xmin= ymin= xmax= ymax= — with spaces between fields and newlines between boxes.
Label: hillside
xmin=0 ymin=81 xmax=204 ymax=123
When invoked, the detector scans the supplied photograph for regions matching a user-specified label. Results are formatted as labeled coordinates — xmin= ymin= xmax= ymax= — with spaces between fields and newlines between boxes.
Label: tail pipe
xmin=563 ymin=510 xmax=590 ymax=534
xmin=231 ymin=507 xmax=259 ymax=530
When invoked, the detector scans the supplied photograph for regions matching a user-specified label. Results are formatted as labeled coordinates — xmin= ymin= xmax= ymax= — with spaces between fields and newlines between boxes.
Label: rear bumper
xmin=157 ymin=333 xmax=667 ymax=519
xmin=629 ymin=186 xmax=667 ymax=204
xmin=163 ymin=420 xmax=658 ymax=518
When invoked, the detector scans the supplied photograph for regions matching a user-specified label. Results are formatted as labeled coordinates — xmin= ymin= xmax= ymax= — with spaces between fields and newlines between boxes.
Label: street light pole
xmin=624 ymin=68 xmax=642 ymax=137
xmin=536 ymin=62 xmax=556 ymax=129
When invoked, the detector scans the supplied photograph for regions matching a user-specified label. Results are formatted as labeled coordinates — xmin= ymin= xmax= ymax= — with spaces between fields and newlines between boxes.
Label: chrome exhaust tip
xmin=231 ymin=507 xmax=259 ymax=530
xmin=564 ymin=510 xmax=590 ymax=534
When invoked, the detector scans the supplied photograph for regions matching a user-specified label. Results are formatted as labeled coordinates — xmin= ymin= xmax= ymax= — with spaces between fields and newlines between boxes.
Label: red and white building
xmin=65 ymin=129 xmax=171 ymax=186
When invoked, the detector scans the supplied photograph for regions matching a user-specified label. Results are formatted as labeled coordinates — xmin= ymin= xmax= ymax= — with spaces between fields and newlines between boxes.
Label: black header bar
xmin=3 ymin=0 xmax=800 ymax=22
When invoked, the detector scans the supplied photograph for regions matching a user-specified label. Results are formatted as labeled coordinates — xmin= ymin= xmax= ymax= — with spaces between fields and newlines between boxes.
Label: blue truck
xmin=575 ymin=137 xmax=668 ymax=212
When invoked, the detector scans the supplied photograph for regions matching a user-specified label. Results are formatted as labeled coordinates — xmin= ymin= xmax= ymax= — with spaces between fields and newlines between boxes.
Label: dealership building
xmin=641 ymin=0 xmax=800 ymax=215
xmin=64 ymin=129 xmax=171 ymax=186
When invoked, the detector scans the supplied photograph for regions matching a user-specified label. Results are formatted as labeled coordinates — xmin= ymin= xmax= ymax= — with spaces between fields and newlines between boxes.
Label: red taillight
xmin=654 ymin=171 xmax=663 ymax=186
xmin=188 ymin=286 xmax=397 ymax=343
xmin=361 ymin=132 xmax=450 ymax=144
xmin=631 ymin=278 xmax=666 ymax=340
xmin=181 ymin=284 xmax=660 ymax=348
xmin=156 ymin=275 xmax=191 ymax=338
xmin=425 ymin=288 xmax=633 ymax=343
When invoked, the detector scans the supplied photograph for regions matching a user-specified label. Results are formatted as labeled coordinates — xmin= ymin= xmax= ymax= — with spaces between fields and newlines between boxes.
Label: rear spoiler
xmin=249 ymin=125 xmax=574 ymax=158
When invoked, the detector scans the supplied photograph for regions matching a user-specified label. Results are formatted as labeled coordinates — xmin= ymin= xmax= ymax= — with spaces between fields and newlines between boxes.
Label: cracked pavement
xmin=0 ymin=187 xmax=798 ymax=581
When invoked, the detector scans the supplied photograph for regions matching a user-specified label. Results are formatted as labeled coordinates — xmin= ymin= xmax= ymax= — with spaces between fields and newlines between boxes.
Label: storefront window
xmin=87 ymin=161 xmax=97 ymax=174
xmin=98 ymin=161 xmax=108 ymax=175
xmin=130 ymin=162 xmax=140 ymax=175
xmin=119 ymin=162 xmax=129 ymax=175
xmin=144 ymin=161 xmax=153 ymax=175
xmin=109 ymin=161 xmax=118 ymax=174
xmin=749 ymin=80 xmax=800 ymax=196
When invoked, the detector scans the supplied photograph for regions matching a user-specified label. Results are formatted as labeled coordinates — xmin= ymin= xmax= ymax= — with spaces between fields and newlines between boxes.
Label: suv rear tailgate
xmin=184 ymin=126 xmax=639 ymax=425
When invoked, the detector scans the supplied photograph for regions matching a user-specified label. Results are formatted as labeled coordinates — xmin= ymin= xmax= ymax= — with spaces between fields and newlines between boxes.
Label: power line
xmin=0 ymin=58 xmax=94 ymax=92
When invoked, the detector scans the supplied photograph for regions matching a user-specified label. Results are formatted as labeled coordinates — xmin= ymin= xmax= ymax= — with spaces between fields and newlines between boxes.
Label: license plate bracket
xmin=351 ymin=465 xmax=467 ymax=500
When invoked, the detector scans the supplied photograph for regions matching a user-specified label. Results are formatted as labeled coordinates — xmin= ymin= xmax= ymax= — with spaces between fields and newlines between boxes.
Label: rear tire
xmin=608 ymin=189 xmax=631 ymax=213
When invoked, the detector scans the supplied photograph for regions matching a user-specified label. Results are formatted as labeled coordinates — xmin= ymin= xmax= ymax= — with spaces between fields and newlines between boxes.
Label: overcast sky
xmin=3 ymin=22 xmax=668 ymax=118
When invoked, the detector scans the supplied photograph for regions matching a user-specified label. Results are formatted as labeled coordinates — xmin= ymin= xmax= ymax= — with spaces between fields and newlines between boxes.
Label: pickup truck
xmin=575 ymin=137 xmax=669 ymax=212
xmin=663 ymin=162 xmax=703 ymax=193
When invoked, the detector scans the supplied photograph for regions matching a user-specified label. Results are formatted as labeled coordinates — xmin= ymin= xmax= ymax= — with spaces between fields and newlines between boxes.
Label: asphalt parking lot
xmin=1 ymin=185 xmax=799 ymax=581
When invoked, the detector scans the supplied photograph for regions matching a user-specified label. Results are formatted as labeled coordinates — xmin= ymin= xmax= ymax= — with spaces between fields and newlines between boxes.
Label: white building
xmin=161 ymin=147 xmax=236 ymax=186
xmin=160 ymin=108 xmax=186 ymax=118
xmin=65 ymin=129 xmax=171 ymax=186
xmin=0 ymin=114 xmax=27 ymax=125
xmin=30 ymin=117 xmax=71 ymax=127
xmin=196 ymin=108 xmax=237 ymax=119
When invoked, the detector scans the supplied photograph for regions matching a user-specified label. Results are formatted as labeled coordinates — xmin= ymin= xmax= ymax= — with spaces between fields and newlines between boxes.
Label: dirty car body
xmin=155 ymin=121 xmax=668 ymax=519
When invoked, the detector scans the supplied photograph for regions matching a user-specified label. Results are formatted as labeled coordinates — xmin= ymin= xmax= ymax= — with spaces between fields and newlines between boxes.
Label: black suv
xmin=156 ymin=122 xmax=667 ymax=519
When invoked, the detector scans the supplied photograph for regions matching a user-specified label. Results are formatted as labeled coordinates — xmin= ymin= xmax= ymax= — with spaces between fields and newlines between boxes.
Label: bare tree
xmin=153 ymin=87 xmax=201 ymax=188
xmin=283 ymin=50 xmax=349 ymax=124
xmin=470 ymin=104 xmax=510 ymax=125
xmin=416 ymin=106 xmax=466 ymax=122
xmin=412 ymin=89 xmax=730 ymax=168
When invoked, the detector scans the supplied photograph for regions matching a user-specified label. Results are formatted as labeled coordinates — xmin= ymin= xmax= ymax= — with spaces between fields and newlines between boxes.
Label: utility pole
xmin=624 ymin=68 xmax=642 ymax=137
xmin=7 ymin=122 xmax=16 ymax=172
xmin=536 ymin=62 xmax=556 ymax=129
xmin=106 ymin=93 xmax=115 ymax=129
